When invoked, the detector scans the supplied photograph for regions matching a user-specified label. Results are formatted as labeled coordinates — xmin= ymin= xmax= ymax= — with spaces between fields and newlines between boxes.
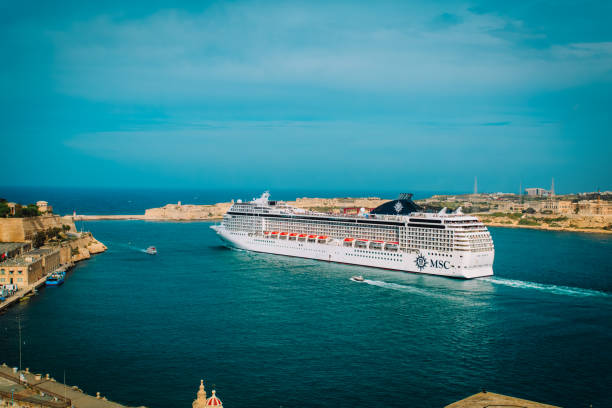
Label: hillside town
xmin=0 ymin=199 xmax=106 ymax=310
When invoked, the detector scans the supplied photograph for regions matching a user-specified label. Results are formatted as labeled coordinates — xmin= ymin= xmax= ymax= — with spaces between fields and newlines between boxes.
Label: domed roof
xmin=370 ymin=193 xmax=422 ymax=215
xmin=206 ymin=390 xmax=223 ymax=407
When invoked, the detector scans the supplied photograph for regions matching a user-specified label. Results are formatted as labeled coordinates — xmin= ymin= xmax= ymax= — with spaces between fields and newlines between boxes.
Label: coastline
xmin=483 ymin=221 xmax=612 ymax=234
xmin=71 ymin=200 xmax=612 ymax=235
xmin=73 ymin=213 xmax=612 ymax=234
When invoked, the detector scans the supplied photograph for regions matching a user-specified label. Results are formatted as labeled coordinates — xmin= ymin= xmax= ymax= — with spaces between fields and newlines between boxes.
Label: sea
xmin=0 ymin=188 xmax=611 ymax=407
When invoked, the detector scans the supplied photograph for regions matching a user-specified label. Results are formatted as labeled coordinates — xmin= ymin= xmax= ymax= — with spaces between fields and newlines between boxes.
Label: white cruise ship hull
xmin=212 ymin=225 xmax=493 ymax=279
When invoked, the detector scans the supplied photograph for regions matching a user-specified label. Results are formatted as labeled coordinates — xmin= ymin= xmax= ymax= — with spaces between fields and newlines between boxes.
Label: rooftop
xmin=0 ymin=255 xmax=42 ymax=267
xmin=28 ymin=247 xmax=60 ymax=256
xmin=0 ymin=242 xmax=30 ymax=253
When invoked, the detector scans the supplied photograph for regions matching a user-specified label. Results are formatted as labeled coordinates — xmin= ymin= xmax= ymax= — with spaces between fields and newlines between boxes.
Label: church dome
xmin=206 ymin=390 xmax=223 ymax=407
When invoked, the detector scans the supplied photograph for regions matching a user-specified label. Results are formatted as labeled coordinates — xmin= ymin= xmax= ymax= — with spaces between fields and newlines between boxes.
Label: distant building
xmin=576 ymin=199 xmax=612 ymax=215
xmin=36 ymin=201 xmax=53 ymax=214
xmin=525 ymin=188 xmax=551 ymax=197
xmin=497 ymin=202 xmax=528 ymax=212
xmin=192 ymin=380 xmax=223 ymax=408
xmin=539 ymin=200 xmax=574 ymax=214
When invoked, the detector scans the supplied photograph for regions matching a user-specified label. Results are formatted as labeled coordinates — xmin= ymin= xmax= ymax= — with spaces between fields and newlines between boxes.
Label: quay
xmin=446 ymin=390 xmax=560 ymax=408
xmin=0 ymin=264 xmax=71 ymax=312
xmin=0 ymin=364 xmax=144 ymax=408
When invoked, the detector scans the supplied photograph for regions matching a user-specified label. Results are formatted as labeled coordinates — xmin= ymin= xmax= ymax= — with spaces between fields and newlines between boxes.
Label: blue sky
xmin=1 ymin=0 xmax=611 ymax=193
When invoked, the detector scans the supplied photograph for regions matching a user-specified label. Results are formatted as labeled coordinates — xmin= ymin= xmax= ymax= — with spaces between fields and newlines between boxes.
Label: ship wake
xmin=362 ymin=279 xmax=485 ymax=305
xmin=482 ymin=277 xmax=610 ymax=298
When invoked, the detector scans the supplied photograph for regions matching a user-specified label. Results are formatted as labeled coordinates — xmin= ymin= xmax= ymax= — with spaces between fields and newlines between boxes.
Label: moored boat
xmin=45 ymin=272 xmax=65 ymax=286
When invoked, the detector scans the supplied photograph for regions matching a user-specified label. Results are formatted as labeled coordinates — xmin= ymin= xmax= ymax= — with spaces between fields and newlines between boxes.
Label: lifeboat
xmin=289 ymin=233 xmax=298 ymax=236
xmin=385 ymin=241 xmax=399 ymax=251
xmin=370 ymin=240 xmax=383 ymax=249
xmin=355 ymin=238 xmax=368 ymax=247
xmin=343 ymin=237 xmax=355 ymax=246
xmin=317 ymin=235 xmax=329 ymax=243
xmin=280 ymin=232 xmax=288 ymax=235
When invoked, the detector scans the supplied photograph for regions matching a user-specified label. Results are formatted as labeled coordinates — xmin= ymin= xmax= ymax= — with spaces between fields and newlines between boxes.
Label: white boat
xmin=350 ymin=275 xmax=365 ymax=282
xmin=211 ymin=192 xmax=494 ymax=279
xmin=145 ymin=246 xmax=157 ymax=255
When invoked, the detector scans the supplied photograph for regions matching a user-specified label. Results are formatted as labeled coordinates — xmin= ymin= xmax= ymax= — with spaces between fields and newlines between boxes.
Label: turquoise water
xmin=1 ymin=222 xmax=611 ymax=407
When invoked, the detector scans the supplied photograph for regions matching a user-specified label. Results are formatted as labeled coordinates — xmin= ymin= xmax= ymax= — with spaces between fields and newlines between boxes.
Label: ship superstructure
xmin=211 ymin=192 xmax=494 ymax=278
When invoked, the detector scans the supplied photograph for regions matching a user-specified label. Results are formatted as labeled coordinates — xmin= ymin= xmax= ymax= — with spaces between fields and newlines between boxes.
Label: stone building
xmin=28 ymin=248 xmax=61 ymax=273
xmin=192 ymin=380 xmax=223 ymax=408
xmin=577 ymin=199 xmax=612 ymax=215
xmin=0 ymin=255 xmax=43 ymax=289
xmin=36 ymin=200 xmax=53 ymax=214
xmin=539 ymin=200 xmax=574 ymax=214
xmin=525 ymin=187 xmax=551 ymax=197
xmin=497 ymin=202 xmax=528 ymax=212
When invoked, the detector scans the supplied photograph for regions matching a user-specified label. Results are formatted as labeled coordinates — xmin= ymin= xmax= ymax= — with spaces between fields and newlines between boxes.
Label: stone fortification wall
xmin=63 ymin=234 xmax=107 ymax=262
xmin=144 ymin=203 xmax=233 ymax=220
xmin=143 ymin=197 xmax=390 ymax=220
xmin=0 ymin=215 xmax=76 ymax=242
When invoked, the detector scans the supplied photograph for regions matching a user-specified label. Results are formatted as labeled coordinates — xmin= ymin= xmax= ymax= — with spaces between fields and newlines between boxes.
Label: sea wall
xmin=144 ymin=202 xmax=233 ymax=220
xmin=142 ymin=197 xmax=389 ymax=220
xmin=63 ymin=234 xmax=108 ymax=262
xmin=0 ymin=215 xmax=76 ymax=242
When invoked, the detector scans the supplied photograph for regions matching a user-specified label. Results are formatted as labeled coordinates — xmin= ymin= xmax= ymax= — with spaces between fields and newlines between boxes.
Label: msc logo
xmin=414 ymin=255 xmax=451 ymax=271
xmin=430 ymin=260 xmax=451 ymax=269
xmin=414 ymin=254 xmax=427 ymax=271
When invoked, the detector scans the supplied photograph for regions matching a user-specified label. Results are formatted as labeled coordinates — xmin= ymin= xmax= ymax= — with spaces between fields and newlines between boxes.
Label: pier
xmin=0 ymin=264 xmax=71 ymax=312
xmin=446 ymin=391 xmax=560 ymax=408
xmin=0 ymin=364 xmax=144 ymax=408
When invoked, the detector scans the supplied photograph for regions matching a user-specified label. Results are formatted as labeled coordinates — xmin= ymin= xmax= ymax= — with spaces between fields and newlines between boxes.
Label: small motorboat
xmin=145 ymin=246 xmax=157 ymax=255
xmin=45 ymin=273 xmax=64 ymax=286
xmin=350 ymin=275 xmax=365 ymax=282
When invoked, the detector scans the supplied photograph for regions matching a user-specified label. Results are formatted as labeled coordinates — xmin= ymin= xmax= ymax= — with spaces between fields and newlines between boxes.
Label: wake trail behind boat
xmin=482 ymin=277 xmax=610 ymax=298
xmin=361 ymin=279 xmax=484 ymax=305
xmin=107 ymin=241 xmax=149 ymax=253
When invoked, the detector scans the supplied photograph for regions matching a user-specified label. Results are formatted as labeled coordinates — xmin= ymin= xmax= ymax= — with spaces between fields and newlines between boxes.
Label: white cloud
xmin=46 ymin=2 xmax=612 ymax=102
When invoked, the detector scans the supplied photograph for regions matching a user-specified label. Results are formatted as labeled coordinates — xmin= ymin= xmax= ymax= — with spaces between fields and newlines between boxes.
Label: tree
xmin=46 ymin=227 xmax=61 ymax=240
xmin=62 ymin=224 xmax=71 ymax=232
xmin=33 ymin=231 xmax=46 ymax=248
xmin=0 ymin=202 xmax=9 ymax=217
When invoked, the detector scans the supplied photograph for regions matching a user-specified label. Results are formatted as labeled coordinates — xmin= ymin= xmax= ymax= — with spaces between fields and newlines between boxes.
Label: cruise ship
xmin=211 ymin=192 xmax=494 ymax=279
